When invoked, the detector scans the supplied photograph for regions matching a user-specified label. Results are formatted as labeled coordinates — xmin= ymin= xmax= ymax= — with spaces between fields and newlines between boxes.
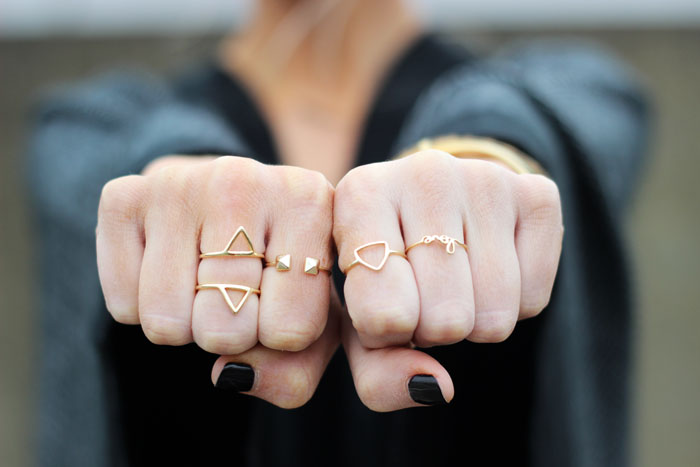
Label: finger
xmin=192 ymin=157 xmax=266 ymax=355
xmin=464 ymin=163 xmax=521 ymax=343
xmin=258 ymin=167 xmax=334 ymax=351
xmin=515 ymin=175 xmax=564 ymax=318
xmin=211 ymin=288 xmax=341 ymax=409
xmin=138 ymin=167 xmax=199 ymax=345
xmin=97 ymin=175 xmax=147 ymax=324
xmin=342 ymin=312 xmax=453 ymax=411
xmin=400 ymin=153 xmax=475 ymax=347
xmin=334 ymin=164 xmax=419 ymax=348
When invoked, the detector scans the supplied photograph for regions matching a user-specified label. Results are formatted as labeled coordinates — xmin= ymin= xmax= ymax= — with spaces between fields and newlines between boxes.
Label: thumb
xmin=210 ymin=287 xmax=340 ymax=409
xmin=342 ymin=312 xmax=454 ymax=411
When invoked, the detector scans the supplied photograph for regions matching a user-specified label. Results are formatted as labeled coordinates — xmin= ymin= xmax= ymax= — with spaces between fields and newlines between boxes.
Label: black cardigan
xmin=28 ymin=34 xmax=649 ymax=467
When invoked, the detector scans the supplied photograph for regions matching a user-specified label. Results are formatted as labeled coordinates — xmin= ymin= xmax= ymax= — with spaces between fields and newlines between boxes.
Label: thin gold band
xmin=405 ymin=235 xmax=468 ymax=255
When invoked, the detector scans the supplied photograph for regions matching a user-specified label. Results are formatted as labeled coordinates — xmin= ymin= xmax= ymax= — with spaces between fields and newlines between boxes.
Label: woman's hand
xmin=96 ymin=155 xmax=334 ymax=355
xmin=333 ymin=149 xmax=564 ymax=349
xmin=208 ymin=148 xmax=563 ymax=412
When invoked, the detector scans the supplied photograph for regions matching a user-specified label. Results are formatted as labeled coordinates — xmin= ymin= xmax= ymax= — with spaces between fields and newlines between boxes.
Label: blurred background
xmin=1 ymin=0 xmax=698 ymax=465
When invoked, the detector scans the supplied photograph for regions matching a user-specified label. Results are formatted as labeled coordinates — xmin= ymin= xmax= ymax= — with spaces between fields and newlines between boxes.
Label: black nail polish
xmin=408 ymin=374 xmax=447 ymax=405
xmin=216 ymin=363 xmax=254 ymax=392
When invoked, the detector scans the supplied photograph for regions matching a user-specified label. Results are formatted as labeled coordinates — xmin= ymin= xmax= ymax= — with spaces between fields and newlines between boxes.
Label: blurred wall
xmin=2 ymin=0 xmax=700 ymax=36
xmin=0 ymin=22 xmax=699 ymax=467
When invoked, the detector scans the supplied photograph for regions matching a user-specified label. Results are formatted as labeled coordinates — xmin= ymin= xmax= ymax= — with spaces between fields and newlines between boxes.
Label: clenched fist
xmin=334 ymin=149 xmax=563 ymax=349
xmin=96 ymin=155 xmax=334 ymax=355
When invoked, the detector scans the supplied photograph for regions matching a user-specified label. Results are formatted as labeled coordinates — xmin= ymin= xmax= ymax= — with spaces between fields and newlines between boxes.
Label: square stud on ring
xmin=304 ymin=257 xmax=320 ymax=275
xmin=304 ymin=257 xmax=332 ymax=275
xmin=274 ymin=254 xmax=291 ymax=272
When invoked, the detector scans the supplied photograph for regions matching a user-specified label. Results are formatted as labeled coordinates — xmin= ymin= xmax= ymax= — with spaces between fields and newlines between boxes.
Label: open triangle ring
xmin=199 ymin=226 xmax=264 ymax=259
xmin=195 ymin=284 xmax=261 ymax=315
xmin=341 ymin=241 xmax=407 ymax=273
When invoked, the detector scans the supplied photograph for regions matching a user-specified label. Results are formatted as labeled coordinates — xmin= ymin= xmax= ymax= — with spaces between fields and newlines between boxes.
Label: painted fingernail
xmin=216 ymin=363 xmax=254 ymax=392
xmin=408 ymin=374 xmax=447 ymax=405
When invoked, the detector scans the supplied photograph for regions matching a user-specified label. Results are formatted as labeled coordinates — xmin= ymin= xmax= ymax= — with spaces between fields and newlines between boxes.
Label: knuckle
xmin=211 ymin=156 xmax=264 ymax=201
xmin=140 ymin=314 xmax=191 ymax=345
xmin=195 ymin=330 xmax=247 ymax=355
xmin=142 ymin=165 xmax=203 ymax=224
xmin=468 ymin=310 xmax=516 ymax=343
xmin=209 ymin=163 xmax=265 ymax=211
xmin=105 ymin=301 xmax=140 ymax=325
xmin=98 ymin=175 xmax=145 ymax=224
xmin=416 ymin=305 xmax=474 ymax=345
xmin=141 ymin=155 xmax=186 ymax=175
xmin=519 ymin=175 xmax=563 ymax=225
xmin=259 ymin=322 xmax=321 ymax=352
xmin=407 ymin=148 xmax=451 ymax=165
xmin=334 ymin=165 xmax=387 ymax=238
xmin=476 ymin=162 xmax=512 ymax=193
xmin=355 ymin=371 xmax=386 ymax=412
xmin=335 ymin=164 xmax=382 ymax=201
xmin=273 ymin=363 xmax=316 ymax=409
xmin=403 ymin=152 xmax=456 ymax=203
xmin=520 ymin=290 xmax=552 ymax=319
xmin=464 ymin=162 xmax=514 ymax=213
xmin=354 ymin=304 xmax=417 ymax=339
xmin=276 ymin=169 xmax=334 ymax=235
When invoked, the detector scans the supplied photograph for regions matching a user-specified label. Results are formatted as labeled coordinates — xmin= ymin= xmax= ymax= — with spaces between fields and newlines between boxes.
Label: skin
xmin=96 ymin=0 xmax=564 ymax=411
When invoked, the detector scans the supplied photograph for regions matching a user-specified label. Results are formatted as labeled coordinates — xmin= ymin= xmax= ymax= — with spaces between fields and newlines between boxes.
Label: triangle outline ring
xmin=199 ymin=226 xmax=264 ymax=259
xmin=342 ymin=241 xmax=407 ymax=273
xmin=194 ymin=284 xmax=261 ymax=314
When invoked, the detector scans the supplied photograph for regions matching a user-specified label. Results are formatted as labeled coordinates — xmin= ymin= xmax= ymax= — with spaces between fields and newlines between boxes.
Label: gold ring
xmin=405 ymin=235 xmax=467 ymax=255
xmin=199 ymin=226 xmax=264 ymax=259
xmin=302 ymin=257 xmax=332 ymax=276
xmin=265 ymin=254 xmax=331 ymax=275
xmin=265 ymin=254 xmax=292 ymax=271
xmin=195 ymin=284 xmax=261 ymax=314
xmin=342 ymin=241 xmax=407 ymax=273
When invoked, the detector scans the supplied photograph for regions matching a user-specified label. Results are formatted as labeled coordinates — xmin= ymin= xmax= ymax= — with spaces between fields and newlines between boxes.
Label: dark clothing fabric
xmin=28 ymin=34 xmax=649 ymax=467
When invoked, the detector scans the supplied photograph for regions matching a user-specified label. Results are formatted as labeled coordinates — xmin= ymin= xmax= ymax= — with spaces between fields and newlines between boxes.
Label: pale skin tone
xmin=96 ymin=0 xmax=564 ymax=410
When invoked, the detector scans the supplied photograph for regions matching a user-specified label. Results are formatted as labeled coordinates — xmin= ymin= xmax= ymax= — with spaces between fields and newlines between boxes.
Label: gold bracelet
xmin=394 ymin=135 xmax=547 ymax=176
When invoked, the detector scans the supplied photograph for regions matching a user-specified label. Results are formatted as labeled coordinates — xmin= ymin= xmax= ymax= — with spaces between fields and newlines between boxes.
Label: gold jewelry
xmin=405 ymin=235 xmax=467 ymax=255
xmin=303 ymin=257 xmax=331 ymax=276
xmin=195 ymin=284 xmax=261 ymax=314
xmin=200 ymin=226 xmax=264 ymax=259
xmin=264 ymin=254 xmax=331 ymax=275
xmin=395 ymin=135 xmax=547 ymax=176
xmin=342 ymin=241 xmax=407 ymax=273
xmin=266 ymin=254 xmax=291 ymax=271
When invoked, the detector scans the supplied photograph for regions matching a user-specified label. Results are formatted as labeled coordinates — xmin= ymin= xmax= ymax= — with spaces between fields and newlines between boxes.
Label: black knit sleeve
xmin=394 ymin=40 xmax=650 ymax=214
xmin=27 ymin=71 xmax=253 ymax=232
xmin=26 ymin=71 xmax=254 ymax=466
xmin=395 ymin=41 xmax=651 ymax=467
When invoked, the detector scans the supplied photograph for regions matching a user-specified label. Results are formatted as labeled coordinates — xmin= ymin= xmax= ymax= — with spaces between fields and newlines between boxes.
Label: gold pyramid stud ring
xmin=303 ymin=257 xmax=331 ymax=276
xmin=405 ymin=235 xmax=467 ymax=255
xmin=265 ymin=254 xmax=331 ymax=275
xmin=342 ymin=241 xmax=407 ymax=273
xmin=200 ymin=226 xmax=264 ymax=259
xmin=265 ymin=254 xmax=292 ymax=271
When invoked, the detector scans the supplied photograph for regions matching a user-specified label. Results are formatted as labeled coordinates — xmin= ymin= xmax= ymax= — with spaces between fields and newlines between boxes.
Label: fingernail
xmin=216 ymin=363 xmax=254 ymax=392
xmin=408 ymin=374 xmax=447 ymax=405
